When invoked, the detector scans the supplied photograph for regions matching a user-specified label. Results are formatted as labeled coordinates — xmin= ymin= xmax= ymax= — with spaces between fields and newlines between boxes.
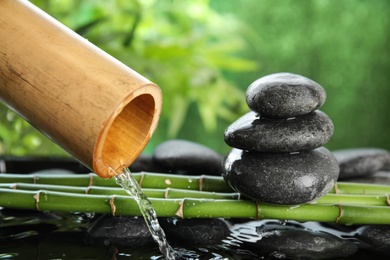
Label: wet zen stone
xmin=251 ymin=225 xmax=358 ymax=259
xmin=152 ymin=139 xmax=223 ymax=175
xmin=129 ymin=154 xmax=167 ymax=173
xmin=356 ymin=225 xmax=390 ymax=256
xmin=84 ymin=215 xmax=153 ymax=247
xmin=246 ymin=72 xmax=326 ymax=118
xmin=224 ymin=110 xmax=334 ymax=153
xmin=347 ymin=171 xmax=390 ymax=185
xmin=223 ymin=147 xmax=339 ymax=205
xmin=159 ymin=218 xmax=230 ymax=246
xmin=333 ymin=148 xmax=390 ymax=180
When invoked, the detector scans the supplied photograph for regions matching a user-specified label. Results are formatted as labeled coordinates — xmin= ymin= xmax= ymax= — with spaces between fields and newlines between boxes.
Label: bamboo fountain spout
xmin=0 ymin=0 xmax=162 ymax=178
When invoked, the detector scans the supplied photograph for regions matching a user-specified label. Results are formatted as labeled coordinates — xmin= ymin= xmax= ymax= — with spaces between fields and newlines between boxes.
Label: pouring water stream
xmin=115 ymin=168 xmax=177 ymax=260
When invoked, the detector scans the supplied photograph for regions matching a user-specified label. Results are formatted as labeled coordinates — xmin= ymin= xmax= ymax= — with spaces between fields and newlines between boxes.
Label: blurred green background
xmin=1 ymin=0 xmax=389 ymax=157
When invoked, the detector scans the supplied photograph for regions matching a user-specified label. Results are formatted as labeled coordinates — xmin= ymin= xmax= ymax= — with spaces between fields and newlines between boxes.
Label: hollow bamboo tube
xmin=0 ymin=0 xmax=162 ymax=178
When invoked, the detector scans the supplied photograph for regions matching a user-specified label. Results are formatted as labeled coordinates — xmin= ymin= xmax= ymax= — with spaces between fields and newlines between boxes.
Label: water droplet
xmin=279 ymin=220 xmax=288 ymax=225
xmin=270 ymin=251 xmax=286 ymax=259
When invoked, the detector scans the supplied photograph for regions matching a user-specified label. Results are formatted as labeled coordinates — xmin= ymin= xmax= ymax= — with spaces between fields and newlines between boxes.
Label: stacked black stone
xmin=223 ymin=72 xmax=340 ymax=205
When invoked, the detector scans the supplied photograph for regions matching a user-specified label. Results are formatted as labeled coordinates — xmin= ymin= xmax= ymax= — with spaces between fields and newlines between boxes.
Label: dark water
xmin=0 ymin=208 xmax=388 ymax=260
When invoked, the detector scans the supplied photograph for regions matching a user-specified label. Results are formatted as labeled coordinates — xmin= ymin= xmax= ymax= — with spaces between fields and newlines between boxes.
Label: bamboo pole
xmin=1 ymin=173 xmax=390 ymax=224
xmin=1 ymin=188 xmax=389 ymax=225
xmin=0 ymin=183 xmax=241 ymax=200
xmin=0 ymin=0 xmax=162 ymax=178
xmin=1 ymin=182 xmax=390 ymax=206
xmin=2 ymin=172 xmax=390 ymax=195
xmin=0 ymin=173 xmax=234 ymax=191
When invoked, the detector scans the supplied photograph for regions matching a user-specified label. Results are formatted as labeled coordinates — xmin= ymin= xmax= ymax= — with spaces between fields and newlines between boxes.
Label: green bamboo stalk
xmin=0 ymin=173 xmax=233 ymax=192
xmin=0 ymin=188 xmax=179 ymax=217
xmin=2 ymin=182 xmax=390 ymax=206
xmin=0 ymin=173 xmax=115 ymax=186
xmin=0 ymin=183 xmax=131 ymax=195
xmin=175 ymin=199 xmax=390 ymax=224
xmin=165 ymin=189 xmax=240 ymax=200
xmin=3 ymin=172 xmax=390 ymax=195
xmin=0 ymin=183 xmax=240 ymax=200
xmin=1 ymin=188 xmax=389 ymax=225
xmin=329 ymin=182 xmax=390 ymax=195
xmin=314 ymin=193 xmax=390 ymax=207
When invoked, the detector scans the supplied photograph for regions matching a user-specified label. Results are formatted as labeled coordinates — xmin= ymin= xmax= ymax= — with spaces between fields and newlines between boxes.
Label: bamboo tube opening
xmin=0 ymin=0 xmax=163 ymax=179
xmin=93 ymin=90 xmax=160 ymax=179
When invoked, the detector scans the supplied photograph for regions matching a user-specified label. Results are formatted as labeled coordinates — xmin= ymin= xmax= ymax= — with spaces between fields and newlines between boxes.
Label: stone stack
xmin=223 ymin=73 xmax=339 ymax=205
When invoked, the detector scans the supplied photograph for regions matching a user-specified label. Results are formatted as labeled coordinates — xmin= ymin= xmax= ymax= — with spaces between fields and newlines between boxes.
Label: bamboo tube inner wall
xmin=0 ymin=0 xmax=162 ymax=178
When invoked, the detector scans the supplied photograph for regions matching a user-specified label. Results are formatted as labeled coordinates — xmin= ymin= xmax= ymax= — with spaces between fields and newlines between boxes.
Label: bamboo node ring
xmin=109 ymin=195 xmax=117 ymax=216
xmin=199 ymin=175 xmax=205 ymax=192
xmin=336 ymin=204 xmax=343 ymax=223
xmin=33 ymin=191 xmax=41 ymax=211
xmin=334 ymin=183 xmax=340 ymax=194
xmin=256 ymin=201 xmax=261 ymax=220
xmin=175 ymin=199 xmax=185 ymax=218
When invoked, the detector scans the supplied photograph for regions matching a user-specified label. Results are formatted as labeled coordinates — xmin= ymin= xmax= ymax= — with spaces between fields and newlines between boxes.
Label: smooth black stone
xmin=224 ymin=110 xmax=334 ymax=153
xmin=0 ymin=155 xmax=89 ymax=174
xmin=159 ymin=218 xmax=230 ymax=246
xmin=223 ymin=147 xmax=339 ymax=205
xmin=356 ymin=225 xmax=390 ymax=256
xmin=152 ymin=139 xmax=223 ymax=175
xmin=84 ymin=215 xmax=153 ymax=247
xmin=347 ymin=171 xmax=390 ymax=184
xmin=249 ymin=225 xmax=358 ymax=259
xmin=31 ymin=169 xmax=77 ymax=175
xmin=246 ymin=72 xmax=326 ymax=118
xmin=129 ymin=154 xmax=167 ymax=173
xmin=333 ymin=148 xmax=390 ymax=180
